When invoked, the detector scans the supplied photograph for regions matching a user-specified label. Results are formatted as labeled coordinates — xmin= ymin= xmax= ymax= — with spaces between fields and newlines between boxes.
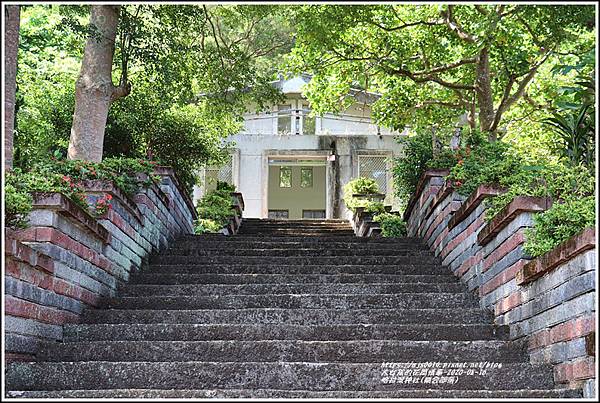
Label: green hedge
xmin=194 ymin=181 xmax=237 ymax=234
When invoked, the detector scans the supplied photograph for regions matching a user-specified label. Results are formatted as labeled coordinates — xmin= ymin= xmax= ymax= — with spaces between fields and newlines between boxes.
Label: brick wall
xmin=4 ymin=167 xmax=196 ymax=361
xmin=404 ymin=170 xmax=596 ymax=395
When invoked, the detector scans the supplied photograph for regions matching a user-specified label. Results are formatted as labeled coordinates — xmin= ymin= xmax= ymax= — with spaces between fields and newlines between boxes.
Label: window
xmin=277 ymin=104 xmax=292 ymax=135
xmin=269 ymin=210 xmax=289 ymax=219
xmin=358 ymin=155 xmax=388 ymax=194
xmin=300 ymin=167 xmax=313 ymax=188
xmin=279 ymin=166 xmax=292 ymax=188
xmin=303 ymin=210 xmax=325 ymax=219
xmin=202 ymin=154 xmax=233 ymax=192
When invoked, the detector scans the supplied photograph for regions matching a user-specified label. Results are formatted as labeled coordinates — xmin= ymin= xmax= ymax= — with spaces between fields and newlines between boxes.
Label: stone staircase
xmin=5 ymin=219 xmax=581 ymax=398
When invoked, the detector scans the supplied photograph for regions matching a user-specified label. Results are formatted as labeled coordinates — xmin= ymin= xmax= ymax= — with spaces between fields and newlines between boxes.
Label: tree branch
xmin=489 ymin=51 xmax=553 ymax=131
xmin=489 ymin=76 xmax=516 ymax=131
xmin=364 ymin=18 xmax=444 ymax=32
xmin=474 ymin=5 xmax=489 ymax=16
xmin=384 ymin=65 xmax=476 ymax=91
xmin=203 ymin=5 xmax=226 ymax=72
xmin=412 ymin=57 xmax=477 ymax=76
xmin=517 ymin=15 xmax=545 ymax=49
xmin=111 ymin=82 xmax=131 ymax=101
xmin=250 ymin=41 xmax=288 ymax=58
xmin=443 ymin=5 xmax=477 ymax=43
xmin=414 ymin=100 xmax=465 ymax=109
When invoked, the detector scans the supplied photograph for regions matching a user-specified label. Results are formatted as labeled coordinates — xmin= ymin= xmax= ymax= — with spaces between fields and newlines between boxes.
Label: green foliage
xmin=363 ymin=201 xmax=385 ymax=214
xmin=4 ymin=156 xmax=164 ymax=229
xmin=4 ymin=182 xmax=33 ymax=229
xmin=541 ymin=57 xmax=595 ymax=171
xmin=32 ymin=156 xmax=160 ymax=196
xmin=14 ymin=5 xmax=84 ymax=169
xmin=4 ymin=168 xmax=89 ymax=228
xmin=523 ymin=196 xmax=595 ymax=258
xmin=373 ymin=213 xmax=407 ymax=237
xmin=543 ymin=104 xmax=595 ymax=169
xmin=447 ymin=139 xmax=524 ymax=197
xmin=194 ymin=184 xmax=237 ymax=234
xmin=104 ymin=97 xmax=239 ymax=193
xmin=392 ymin=129 xmax=460 ymax=202
xmin=194 ymin=219 xmax=224 ymax=234
xmin=216 ymin=181 xmax=236 ymax=193
xmin=14 ymin=5 xmax=294 ymax=193
xmin=345 ymin=177 xmax=379 ymax=195
xmin=485 ymin=163 xmax=595 ymax=221
xmin=286 ymin=4 xmax=594 ymax=134
xmin=343 ymin=177 xmax=380 ymax=211
xmin=499 ymin=43 xmax=594 ymax=165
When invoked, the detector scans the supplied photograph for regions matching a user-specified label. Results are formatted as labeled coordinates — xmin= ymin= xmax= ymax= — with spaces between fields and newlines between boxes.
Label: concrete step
xmin=150 ymin=255 xmax=440 ymax=265
xmin=235 ymin=232 xmax=358 ymax=237
xmin=238 ymin=224 xmax=353 ymax=229
xmin=161 ymin=248 xmax=433 ymax=257
xmin=37 ymin=340 xmax=528 ymax=363
xmin=128 ymin=273 xmax=460 ymax=285
xmin=179 ymin=234 xmax=423 ymax=243
xmin=238 ymin=224 xmax=353 ymax=227
xmin=119 ymin=282 xmax=467 ymax=297
xmin=160 ymin=248 xmax=435 ymax=257
xmin=5 ymin=361 xmax=557 ymax=391
xmin=238 ymin=227 xmax=355 ymax=232
xmin=142 ymin=264 xmax=448 ymax=275
xmin=63 ymin=323 xmax=510 ymax=342
xmin=105 ymin=293 xmax=480 ymax=310
xmin=82 ymin=308 xmax=493 ymax=325
xmin=242 ymin=218 xmax=350 ymax=224
xmin=237 ymin=228 xmax=355 ymax=234
xmin=5 ymin=388 xmax=583 ymax=398
xmin=165 ymin=241 xmax=430 ymax=250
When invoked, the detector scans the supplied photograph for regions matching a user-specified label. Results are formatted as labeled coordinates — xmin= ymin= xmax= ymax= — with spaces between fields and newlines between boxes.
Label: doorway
xmin=267 ymin=159 xmax=326 ymax=219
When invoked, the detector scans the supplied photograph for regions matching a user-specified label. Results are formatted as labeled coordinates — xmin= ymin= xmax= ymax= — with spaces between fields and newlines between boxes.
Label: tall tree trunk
xmin=68 ymin=5 xmax=130 ymax=162
xmin=4 ymin=5 xmax=20 ymax=170
xmin=475 ymin=47 xmax=497 ymax=141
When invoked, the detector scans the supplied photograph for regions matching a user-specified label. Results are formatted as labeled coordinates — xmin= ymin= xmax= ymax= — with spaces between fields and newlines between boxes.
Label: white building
xmin=193 ymin=75 xmax=407 ymax=220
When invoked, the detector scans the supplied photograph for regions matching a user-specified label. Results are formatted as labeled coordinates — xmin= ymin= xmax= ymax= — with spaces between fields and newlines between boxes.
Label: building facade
xmin=193 ymin=75 xmax=406 ymax=220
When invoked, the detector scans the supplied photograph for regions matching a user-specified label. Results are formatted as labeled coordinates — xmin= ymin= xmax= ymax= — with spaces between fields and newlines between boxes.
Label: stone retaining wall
xmin=404 ymin=170 xmax=596 ymax=395
xmin=4 ymin=167 xmax=196 ymax=361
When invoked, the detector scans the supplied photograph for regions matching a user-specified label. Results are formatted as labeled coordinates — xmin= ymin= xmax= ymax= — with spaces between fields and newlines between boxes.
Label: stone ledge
xmin=448 ymin=184 xmax=505 ymax=230
xmin=478 ymin=196 xmax=552 ymax=246
xmin=4 ymin=230 xmax=55 ymax=274
xmin=424 ymin=180 xmax=454 ymax=221
xmin=403 ymin=169 xmax=450 ymax=221
xmin=82 ymin=180 xmax=143 ymax=224
xmin=352 ymin=193 xmax=386 ymax=202
xmin=153 ymin=165 xmax=198 ymax=220
xmin=30 ymin=192 xmax=110 ymax=244
xmin=136 ymin=172 xmax=172 ymax=210
xmin=516 ymin=227 xmax=596 ymax=286
xmin=232 ymin=192 xmax=245 ymax=212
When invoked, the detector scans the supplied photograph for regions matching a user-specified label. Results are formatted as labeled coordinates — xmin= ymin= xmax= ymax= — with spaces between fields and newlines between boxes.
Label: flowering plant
xmin=94 ymin=194 xmax=113 ymax=218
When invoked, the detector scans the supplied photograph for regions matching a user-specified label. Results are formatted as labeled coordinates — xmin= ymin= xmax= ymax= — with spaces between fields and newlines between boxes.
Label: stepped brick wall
xmin=4 ymin=167 xmax=196 ymax=362
xmin=403 ymin=170 xmax=596 ymax=396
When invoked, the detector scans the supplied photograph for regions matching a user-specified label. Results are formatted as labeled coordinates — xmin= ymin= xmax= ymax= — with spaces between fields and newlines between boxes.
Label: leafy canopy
xmin=14 ymin=5 xmax=295 ymax=191
xmin=285 ymin=4 xmax=594 ymax=136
